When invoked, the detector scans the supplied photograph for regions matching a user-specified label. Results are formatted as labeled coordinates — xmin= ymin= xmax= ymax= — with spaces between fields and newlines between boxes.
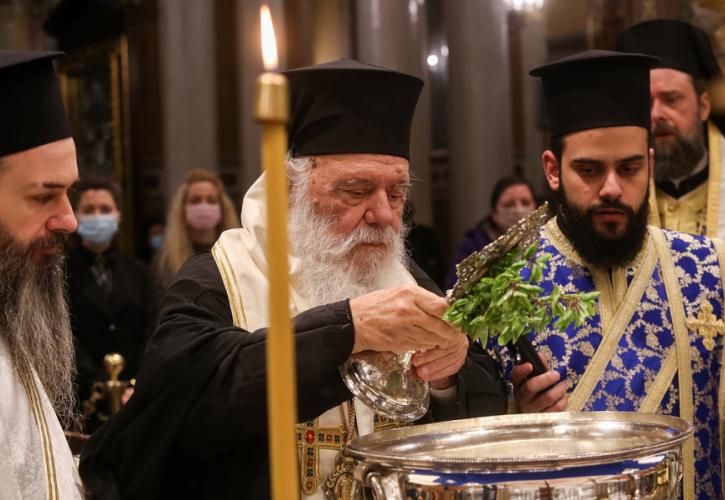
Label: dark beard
xmin=653 ymin=122 xmax=706 ymax=183
xmin=556 ymin=185 xmax=649 ymax=269
xmin=0 ymin=224 xmax=78 ymax=429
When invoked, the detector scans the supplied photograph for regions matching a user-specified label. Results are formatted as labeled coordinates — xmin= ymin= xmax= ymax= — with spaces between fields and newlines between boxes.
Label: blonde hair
xmin=156 ymin=168 xmax=240 ymax=287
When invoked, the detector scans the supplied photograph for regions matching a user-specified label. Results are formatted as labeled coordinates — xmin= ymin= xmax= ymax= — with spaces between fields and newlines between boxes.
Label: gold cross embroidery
xmin=686 ymin=300 xmax=725 ymax=351
xmin=296 ymin=410 xmax=409 ymax=496
xmin=373 ymin=413 xmax=405 ymax=432
xmin=296 ymin=420 xmax=347 ymax=495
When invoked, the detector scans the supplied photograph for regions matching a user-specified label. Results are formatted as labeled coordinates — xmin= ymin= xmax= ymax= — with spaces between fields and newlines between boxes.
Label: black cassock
xmin=80 ymin=252 xmax=507 ymax=499
xmin=67 ymin=244 xmax=154 ymax=431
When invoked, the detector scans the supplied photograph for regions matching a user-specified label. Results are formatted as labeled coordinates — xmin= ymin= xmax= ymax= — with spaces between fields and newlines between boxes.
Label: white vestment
xmin=0 ymin=340 xmax=84 ymax=499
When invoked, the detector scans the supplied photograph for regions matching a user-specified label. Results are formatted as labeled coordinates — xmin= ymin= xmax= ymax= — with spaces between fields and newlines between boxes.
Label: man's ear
xmin=699 ymin=90 xmax=712 ymax=122
xmin=648 ymin=147 xmax=654 ymax=178
xmin=542 ymin=150 xmax=560 ymax=191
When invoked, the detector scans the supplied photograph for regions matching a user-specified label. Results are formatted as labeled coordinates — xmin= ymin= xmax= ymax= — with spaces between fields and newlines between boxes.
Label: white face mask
xmin=492 ymin=204 xmax=533 ymax=232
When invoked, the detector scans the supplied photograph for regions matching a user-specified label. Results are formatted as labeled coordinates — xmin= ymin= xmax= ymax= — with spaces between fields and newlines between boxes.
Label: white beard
xmin=288 ymin=187 xmax=410 ymax=307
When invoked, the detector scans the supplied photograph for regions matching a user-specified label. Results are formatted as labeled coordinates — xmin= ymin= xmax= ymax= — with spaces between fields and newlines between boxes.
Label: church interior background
xmin=1 ymin=0 xmax=724 ymax=272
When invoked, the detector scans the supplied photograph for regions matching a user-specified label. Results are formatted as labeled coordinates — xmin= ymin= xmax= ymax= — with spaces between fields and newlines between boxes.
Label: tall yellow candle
xmin=255 ymin=6 xmax=298 ymax=500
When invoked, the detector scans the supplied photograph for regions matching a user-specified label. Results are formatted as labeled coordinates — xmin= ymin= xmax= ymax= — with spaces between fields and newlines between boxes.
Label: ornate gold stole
xmin=297 ymin=406 xmax=405 ymax=497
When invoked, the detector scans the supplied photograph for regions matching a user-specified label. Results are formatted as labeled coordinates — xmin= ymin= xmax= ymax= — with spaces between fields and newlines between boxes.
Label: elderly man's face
xmin=308 ymin=153 xmax=409 ymax=246
xmin=0 ymin=138 xmax=78 ymax=259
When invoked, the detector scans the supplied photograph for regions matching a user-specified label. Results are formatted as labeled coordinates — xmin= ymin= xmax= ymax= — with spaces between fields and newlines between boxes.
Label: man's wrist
xmin=430 ymin=375 xmax=456 ymax=390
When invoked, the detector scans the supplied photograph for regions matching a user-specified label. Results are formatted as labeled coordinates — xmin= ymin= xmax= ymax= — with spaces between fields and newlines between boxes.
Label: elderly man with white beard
xmin=80 ymin=59 xmax=506 ymax=500
xmin=0 ymin=51 xmax=84 ymax=498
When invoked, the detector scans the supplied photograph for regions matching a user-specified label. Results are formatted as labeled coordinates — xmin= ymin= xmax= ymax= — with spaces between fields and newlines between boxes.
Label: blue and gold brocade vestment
xmin=490 ymin=218 xmax=725 ymax=500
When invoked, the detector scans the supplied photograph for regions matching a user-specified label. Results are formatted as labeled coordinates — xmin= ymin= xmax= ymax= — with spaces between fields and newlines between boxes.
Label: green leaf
xmin=443 ymin=242 xmax=600 ymax=347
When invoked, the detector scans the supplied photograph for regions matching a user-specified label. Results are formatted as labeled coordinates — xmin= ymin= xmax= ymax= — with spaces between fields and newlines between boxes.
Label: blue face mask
xmin=77 ymin=215 xmax=119 ymax=245
xmin=149 ymin=234 xmax=164 ymax=251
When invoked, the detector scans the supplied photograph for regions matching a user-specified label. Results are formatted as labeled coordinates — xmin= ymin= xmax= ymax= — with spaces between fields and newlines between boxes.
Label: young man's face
xmin=0 ymin=138 xmax=78 ymax=260
xmin=543 ymin=126 xmax=653 ymax=266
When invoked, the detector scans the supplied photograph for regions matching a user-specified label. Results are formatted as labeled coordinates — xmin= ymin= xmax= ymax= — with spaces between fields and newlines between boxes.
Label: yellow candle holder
xmin=255 ymin=73 xmax=289 ymax=122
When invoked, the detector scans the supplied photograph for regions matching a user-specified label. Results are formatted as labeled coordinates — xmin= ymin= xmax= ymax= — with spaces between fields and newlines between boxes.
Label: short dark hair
xmin=71 ymin=176 xmax=122 ymax=211
xmin=549 ymin=135 xmax=565 ymax=165
xmin=490 ymin=175 xmax=535 ymax=209
xmin=693 ymin=77 xmax=708 ymax=97
xmin=549 ymin=130 xmax=654 ymax=165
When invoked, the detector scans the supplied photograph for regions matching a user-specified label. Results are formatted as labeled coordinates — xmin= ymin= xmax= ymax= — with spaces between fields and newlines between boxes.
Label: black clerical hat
xmin=0 ymin=50 xmax=71 ymax=157
xmin=283 ymin=59 xmax=423 ymax=159
xmin=616 ymin=20 xmax=721 ymax=80
xmin=530 ymin=50 xmax=658 ymax=137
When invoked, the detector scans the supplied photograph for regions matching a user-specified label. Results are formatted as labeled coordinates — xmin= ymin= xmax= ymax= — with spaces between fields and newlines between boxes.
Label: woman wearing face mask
xmin=67 ymin=177 xmax=155 ymax=432
xmin=444 ymin=176 xmax=537 ymax=290
xmin=153 ymin=169 xmax=240 ymax=299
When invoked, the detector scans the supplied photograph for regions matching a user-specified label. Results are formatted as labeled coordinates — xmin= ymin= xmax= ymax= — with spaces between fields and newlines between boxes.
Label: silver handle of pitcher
xmin=367 ymin=471 xmax=386 ymax=500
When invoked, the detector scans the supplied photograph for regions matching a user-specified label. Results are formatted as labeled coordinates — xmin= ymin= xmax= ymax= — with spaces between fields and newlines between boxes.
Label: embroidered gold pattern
xmin=706 ymin=121 xmax=722 ymax=237
xmin=640 ymin=347 xmax=677 ymax=413
xmin=297 ymin=403 xmax=407 ymax=497
xmin=650 ymin=227 xmax=696 ymax=500
xmin=296 ymin=419 xmax=348 ymax=495
xmin=686 ymin=300 xmax=725 ymax=351
xmin=525 ymin=224 xmax=723 ymax=497
xmin=548 ymin=220 xmax=658 ymax=412
xmin=712 ymin=236 xmax=725 ymax=500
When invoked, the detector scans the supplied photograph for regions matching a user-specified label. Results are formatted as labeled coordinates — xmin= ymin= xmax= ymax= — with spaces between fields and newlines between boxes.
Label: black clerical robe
xmin=79 ymin=252 xmax=506 ymax=499
xmin=67 ymin=244 xmax=154 ymax=431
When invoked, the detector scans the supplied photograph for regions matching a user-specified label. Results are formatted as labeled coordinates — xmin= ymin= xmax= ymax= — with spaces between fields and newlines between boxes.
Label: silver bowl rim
xmin=345 ymin=411 xmax=693 ymax=472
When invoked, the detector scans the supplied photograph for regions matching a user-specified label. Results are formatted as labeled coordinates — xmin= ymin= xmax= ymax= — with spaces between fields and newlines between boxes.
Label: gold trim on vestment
xmin=543 ymin=218 xmax=583 ymax=267
xmin=23 ymin=370 xmax=54 ymax=500
xmin=17 ymin=359 xmax=58 ymax=500
xmin=639 ymin=348 xmax=677 ymax=413
xmin=543 ymin=220 xmax=658 ymax=412
xmin=649 ymin=227 xmax=695 ymax=500
xmin=589 ymin=266 xmax=629 ymax=333
xmin=34 ymin=374 xmax=58 ymax=500
xmin=707 ymin=121 xmax=722 ymax=238
xmin=296 ymin=411 xmax=348 ymax=495
xmin=712 ymin=237 xmax=725 ymax=499
xmin=212 ymin=242 xmax=248 ymax=329
xmin=647 ymin=176 xmax=662 ymax=228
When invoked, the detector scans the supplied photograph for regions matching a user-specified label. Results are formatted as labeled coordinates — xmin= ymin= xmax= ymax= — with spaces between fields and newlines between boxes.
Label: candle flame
xmin=260 ymin=5 xmax=278 ymax=71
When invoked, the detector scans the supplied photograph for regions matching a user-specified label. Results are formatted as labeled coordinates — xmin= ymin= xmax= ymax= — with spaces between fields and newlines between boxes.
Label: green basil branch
xmin=443 ymin=244 xmax=599 ymax=346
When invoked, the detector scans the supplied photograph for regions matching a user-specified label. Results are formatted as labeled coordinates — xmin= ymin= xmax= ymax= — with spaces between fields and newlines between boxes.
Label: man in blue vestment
xmin=506 ymin=51 xmax=725 ymax=499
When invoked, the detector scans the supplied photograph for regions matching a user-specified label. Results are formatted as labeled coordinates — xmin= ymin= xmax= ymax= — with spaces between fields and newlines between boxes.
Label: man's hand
xmin=411 ymin=333 xmax=468 ymax=389
xmin=121 ymin=386 xmax=134 ymax=406
xmin=511 ymin=353 xmax=567 ymax=412
xmin=349 ymin=285 xmax=460 ymax=355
